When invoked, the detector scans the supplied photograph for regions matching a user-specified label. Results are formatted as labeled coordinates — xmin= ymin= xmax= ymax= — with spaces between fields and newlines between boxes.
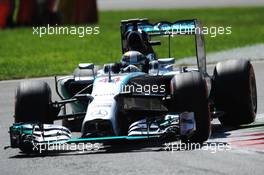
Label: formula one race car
xmin=9 ymin=19 xmax=257 ymax=153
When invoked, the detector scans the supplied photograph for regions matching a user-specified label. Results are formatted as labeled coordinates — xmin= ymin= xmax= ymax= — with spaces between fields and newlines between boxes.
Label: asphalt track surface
xmin=0 ymin=61 xmax=264 ymax=175
xmin=97 ymin=0 xmax=264 ymax=10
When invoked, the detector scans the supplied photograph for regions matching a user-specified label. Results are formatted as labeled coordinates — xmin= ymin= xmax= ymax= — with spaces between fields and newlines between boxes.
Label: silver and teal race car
xmin=9 ymin=19 xmax=257 ymax=153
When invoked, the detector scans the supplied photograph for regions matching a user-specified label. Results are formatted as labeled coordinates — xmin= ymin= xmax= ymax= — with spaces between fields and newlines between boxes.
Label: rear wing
xmin=122 ymin=19 xmax=196 ymax=35
xmin=120 ymin=19 xmax=207 ymax=73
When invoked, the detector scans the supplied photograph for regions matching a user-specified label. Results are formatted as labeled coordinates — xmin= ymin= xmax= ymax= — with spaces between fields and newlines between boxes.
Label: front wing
xmin=8 ymin=112 xmax=196 ymax=153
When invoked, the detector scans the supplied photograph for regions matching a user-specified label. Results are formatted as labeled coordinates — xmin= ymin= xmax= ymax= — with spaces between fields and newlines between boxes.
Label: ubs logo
xmin=98 ymin=76 xmax=121 ymax=83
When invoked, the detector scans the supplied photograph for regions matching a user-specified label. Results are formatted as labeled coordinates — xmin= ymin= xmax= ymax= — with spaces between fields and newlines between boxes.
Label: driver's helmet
xmin=121 ymin=51 xmax=148 ymax=72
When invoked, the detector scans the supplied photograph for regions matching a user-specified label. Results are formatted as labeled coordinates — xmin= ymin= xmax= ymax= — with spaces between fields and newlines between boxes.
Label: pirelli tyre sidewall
xmin=15 ymin=80 xmax=54 ymax=124
xmin=170 ymin=71 xmax=211 ymax=143
xmin=213 ymin=59 xmax=257 ymax=126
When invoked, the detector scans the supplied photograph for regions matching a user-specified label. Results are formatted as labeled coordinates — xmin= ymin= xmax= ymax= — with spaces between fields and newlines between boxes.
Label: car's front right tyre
xmin=15 ymin=80 xmax=54 ymax=123
xmin=170 ymin=72 xmax=211 ymax=143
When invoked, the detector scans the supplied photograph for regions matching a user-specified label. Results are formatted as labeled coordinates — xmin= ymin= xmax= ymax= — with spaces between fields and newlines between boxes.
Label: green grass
xmin=0 ymin=7 xmax=264 ymax=80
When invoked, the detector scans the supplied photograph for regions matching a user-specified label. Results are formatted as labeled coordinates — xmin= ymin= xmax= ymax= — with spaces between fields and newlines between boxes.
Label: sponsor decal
xmin=98 ymin=77 xmax=121 ymax=83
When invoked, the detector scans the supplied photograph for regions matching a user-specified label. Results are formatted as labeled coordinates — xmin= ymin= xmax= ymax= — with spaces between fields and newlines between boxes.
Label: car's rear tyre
xmin=213 ymin=59 xmax=257 ymax=126
xmin=170 ymin=72 xmax=211 ymax=143
xmin=15 ymin=81 xmax=54 ymax=123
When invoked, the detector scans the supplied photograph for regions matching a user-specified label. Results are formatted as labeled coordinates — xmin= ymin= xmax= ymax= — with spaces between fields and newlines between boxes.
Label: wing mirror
xmin=78 ymin=63 xmax=94 ymax=70
xmin=78 ymin=63 xmax=95 ymax=79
